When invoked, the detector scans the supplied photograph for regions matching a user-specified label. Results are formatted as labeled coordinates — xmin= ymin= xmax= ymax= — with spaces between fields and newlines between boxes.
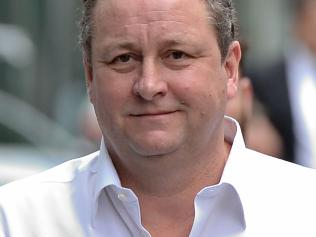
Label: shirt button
xmin=117 ymin=193 xmax=127 ymax=201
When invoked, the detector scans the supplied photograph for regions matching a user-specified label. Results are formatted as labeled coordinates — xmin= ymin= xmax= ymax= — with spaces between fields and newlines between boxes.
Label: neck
xmin=111 ymin=136 xmax=230 ymax=196
xmin=108 ymin=125 xmax=231 ymax=236
xmin=109 ymin=138 xmax=231 ymax=236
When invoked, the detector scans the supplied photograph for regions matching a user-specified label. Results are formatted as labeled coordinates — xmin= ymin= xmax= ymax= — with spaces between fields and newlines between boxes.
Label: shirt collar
xmin=221 ymin=116 xmax=248 ymax=228
xmin=221 ymin=116 xmax=246 ymax=185
xmin=90 ymin=139 xmax=122 ymax=226
xmin=92 ymin=139 xmax=122 ymax=193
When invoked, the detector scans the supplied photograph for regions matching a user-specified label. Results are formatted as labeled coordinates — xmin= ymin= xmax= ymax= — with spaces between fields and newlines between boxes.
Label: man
xmin=1 ymin=0 xmax=316 ymax=236
xmin=225 ymin=42 xmax=283 ymax=158
xmin=250 ymin=0 xmax=316 ymax=167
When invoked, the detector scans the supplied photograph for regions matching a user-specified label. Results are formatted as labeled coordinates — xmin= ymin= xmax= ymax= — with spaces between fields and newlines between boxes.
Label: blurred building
xmin=0 ymin=0 xmax=97 ymax=184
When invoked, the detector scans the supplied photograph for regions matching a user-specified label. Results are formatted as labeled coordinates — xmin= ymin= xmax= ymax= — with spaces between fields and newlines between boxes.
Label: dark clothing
xmin=250 ymin=60 xmax=295 ymax=163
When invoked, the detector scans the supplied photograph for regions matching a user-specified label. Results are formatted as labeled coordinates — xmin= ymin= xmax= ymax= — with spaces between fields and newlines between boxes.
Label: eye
xmin=112 ymin=54 xmax=133 ymax=64
xmin=107 ymin=53 xmax=141 ymax=73
xmin=168 ymin=51 xmax=187 ymax=60
xmin=163 ymin=50 xmax=193 ymax=69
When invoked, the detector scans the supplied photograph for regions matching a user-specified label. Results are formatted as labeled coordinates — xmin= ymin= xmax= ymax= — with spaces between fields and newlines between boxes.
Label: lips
xmin=130 ymin=110 xmax=178 ymax=117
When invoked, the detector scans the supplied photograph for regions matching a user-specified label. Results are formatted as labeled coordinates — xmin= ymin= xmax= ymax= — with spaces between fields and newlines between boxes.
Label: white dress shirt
xmin=286 ymin=41 xmax=316 ymax=167
xmin=1 ymin=117 xmax=316 ymax=237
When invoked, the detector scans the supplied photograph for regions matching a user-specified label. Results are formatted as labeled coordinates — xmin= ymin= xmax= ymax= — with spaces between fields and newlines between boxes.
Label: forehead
xmin=90 ymin=0 xmax=220 ymax=56
xmin=93 ymin=0 xmax=210 ymax=28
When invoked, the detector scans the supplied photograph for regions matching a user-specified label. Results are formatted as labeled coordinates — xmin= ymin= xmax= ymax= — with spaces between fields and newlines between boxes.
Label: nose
xmin=132 ymin=60 xmax=168 ymax=101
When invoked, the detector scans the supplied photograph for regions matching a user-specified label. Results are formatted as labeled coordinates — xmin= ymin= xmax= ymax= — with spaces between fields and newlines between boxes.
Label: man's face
xmin=85 ymin=0 xmax=240 ymax=158
xmin=299 ymin=1 xmax=316 ymax=54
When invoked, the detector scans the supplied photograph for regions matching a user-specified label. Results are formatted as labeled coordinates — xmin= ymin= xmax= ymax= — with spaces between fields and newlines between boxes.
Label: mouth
xmin=130 ymin=110 xmax=178 ymax=117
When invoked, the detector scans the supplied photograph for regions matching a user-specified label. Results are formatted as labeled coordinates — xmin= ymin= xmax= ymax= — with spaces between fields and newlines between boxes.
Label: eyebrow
xmin=157 ymin=30 xmax=199 ymax=46
xmin=161 ymin=39 xmax=186 ymax=47
xmin=99 ymin=39 xmax=141 ymax=52
xmin=96 ymin=33 xmax=196 ymax=54
xmin=99 ymin=40 xmax=181 ymax=53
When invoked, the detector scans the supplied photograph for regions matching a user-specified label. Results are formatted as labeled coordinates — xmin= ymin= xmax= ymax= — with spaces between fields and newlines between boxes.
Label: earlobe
xmin=83 ymin=56 xmax=94 ymax=103
xmin=225 ymin=41 xmax=241 ymax=100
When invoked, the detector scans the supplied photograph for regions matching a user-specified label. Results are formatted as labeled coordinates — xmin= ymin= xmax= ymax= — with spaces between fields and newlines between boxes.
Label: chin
xmin=124 ymin=128 xmax=186 ymax=156
xmin=128 ymin=138 xmax=180 ymax=157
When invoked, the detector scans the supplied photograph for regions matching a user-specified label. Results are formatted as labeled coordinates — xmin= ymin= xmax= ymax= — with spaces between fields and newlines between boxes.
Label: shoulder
xmin=0 ymin=151 xmax=100 ymax=202
xmin=239 ymin=149 xmax=316 ymax=233
xmin=0 ymin=153 xmax=100 ymax=237
xmin=244 ymin=148 xmax=316 ymax=179
xmin=240 ymin=148 xmax=316 ymax=206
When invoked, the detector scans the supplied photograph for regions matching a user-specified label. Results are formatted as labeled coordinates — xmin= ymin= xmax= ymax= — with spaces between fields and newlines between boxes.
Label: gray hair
xmin=79 ymin=0 xmax=238 ymax=64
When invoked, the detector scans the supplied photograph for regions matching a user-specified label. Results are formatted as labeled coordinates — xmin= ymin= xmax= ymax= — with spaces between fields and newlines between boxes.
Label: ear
xmin=83 ymin=55 xmax=94 ymax=103
xmin=224 ymin=41 xmax=241 ymax=100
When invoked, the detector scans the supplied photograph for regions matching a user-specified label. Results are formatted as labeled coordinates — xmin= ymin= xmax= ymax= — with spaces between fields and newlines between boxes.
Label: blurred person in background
xmin=250 ymin=0 xmax=316 ymax=167
xmin=226 ymin=41 xmax=283 ymax=158
xmin=1 ymin=0 xmax=316 ymax=236
xmin=77 ymin=99 xmax=102 ymax=147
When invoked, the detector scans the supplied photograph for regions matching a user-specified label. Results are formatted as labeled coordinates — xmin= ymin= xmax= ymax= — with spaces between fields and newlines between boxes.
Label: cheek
xmin=91 ymin=82 xmax=115 ymax=131
xmin=93 ymin=69 xmax=132 ymax=102
xmin=170 ymin=69 xmax=226 ymax=115
xmin=90 ymin=71 xmax=132 ymax=124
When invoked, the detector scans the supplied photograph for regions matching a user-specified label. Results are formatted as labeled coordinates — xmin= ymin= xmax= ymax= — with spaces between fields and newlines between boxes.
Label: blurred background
xmin=0 ymin=0 xmax=101 ymax=184
xmin=0 ymin=0 xmax=312 ymax=184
